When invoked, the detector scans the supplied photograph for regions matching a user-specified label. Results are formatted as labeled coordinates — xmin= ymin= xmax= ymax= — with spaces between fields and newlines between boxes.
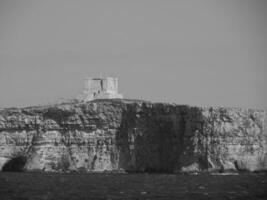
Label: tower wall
xmin=106 ymin=77 xmax=117 ymax=94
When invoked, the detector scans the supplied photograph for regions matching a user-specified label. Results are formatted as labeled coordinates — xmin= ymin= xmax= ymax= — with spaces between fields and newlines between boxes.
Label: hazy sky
xmin=0 ymin=0 xmax=266 ymax=108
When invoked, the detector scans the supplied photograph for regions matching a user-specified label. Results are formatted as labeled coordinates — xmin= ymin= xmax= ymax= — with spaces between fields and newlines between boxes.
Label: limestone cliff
xmin=0 ymin=99 xmax=266 ymax=173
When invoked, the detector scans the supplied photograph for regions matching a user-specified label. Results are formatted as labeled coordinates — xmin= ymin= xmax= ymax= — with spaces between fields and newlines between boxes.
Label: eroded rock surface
xmin=0 ymin=99 xmax=266 ymax=173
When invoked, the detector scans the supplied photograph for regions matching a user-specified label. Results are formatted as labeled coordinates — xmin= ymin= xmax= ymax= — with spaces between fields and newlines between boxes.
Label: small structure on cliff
xmin=77 ymin=77 xmax=123 ymax=102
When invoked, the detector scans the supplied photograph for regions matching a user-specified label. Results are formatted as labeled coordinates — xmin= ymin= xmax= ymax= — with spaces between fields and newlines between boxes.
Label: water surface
xmin=0 ymin=172 xmax=266 ymax=199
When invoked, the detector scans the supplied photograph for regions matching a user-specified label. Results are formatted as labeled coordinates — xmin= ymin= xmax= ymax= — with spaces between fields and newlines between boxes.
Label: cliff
xmin=0 ymin=99 xmax=266 ymax=173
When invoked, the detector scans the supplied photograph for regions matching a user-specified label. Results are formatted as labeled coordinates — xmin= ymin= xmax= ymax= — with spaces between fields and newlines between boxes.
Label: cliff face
xmin=0 ymin=100 xmax=266 ymax=173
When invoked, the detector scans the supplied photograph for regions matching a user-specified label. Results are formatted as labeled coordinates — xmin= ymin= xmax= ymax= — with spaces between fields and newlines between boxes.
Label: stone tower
xmin=78 ymin=77 xmax=123 ymax=101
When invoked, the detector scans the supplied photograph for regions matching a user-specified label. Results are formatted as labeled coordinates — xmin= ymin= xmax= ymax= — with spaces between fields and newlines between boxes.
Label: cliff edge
xmin=0 ymin=99 xmax=266 ymax=173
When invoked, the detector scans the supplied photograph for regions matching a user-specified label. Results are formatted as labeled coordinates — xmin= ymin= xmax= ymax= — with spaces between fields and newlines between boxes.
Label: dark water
xmin=0 ymin=172 xmax=266 ymax=200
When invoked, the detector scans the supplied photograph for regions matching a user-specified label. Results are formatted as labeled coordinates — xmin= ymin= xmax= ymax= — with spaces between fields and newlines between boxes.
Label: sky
xmin=0 ymin=0 xmax=266 ymax=108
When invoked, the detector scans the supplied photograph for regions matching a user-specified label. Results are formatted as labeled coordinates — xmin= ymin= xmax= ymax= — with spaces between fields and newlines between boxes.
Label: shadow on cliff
xmin=115 ymin=103 xmax=208 ymax=173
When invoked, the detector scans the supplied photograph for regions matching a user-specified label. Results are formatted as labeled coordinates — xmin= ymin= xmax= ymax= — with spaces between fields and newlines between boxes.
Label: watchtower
xmin=78 ymin=77 xmax=123 ymax=101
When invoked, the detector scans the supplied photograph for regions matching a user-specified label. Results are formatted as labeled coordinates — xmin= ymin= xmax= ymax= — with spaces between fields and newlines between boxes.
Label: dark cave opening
xmin=2 ymin=156 xmax=27 ymax=172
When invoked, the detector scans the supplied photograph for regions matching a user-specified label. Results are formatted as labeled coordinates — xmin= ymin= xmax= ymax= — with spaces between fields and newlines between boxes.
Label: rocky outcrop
xmin=0 ymin=99 xmax=266 ymax=173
